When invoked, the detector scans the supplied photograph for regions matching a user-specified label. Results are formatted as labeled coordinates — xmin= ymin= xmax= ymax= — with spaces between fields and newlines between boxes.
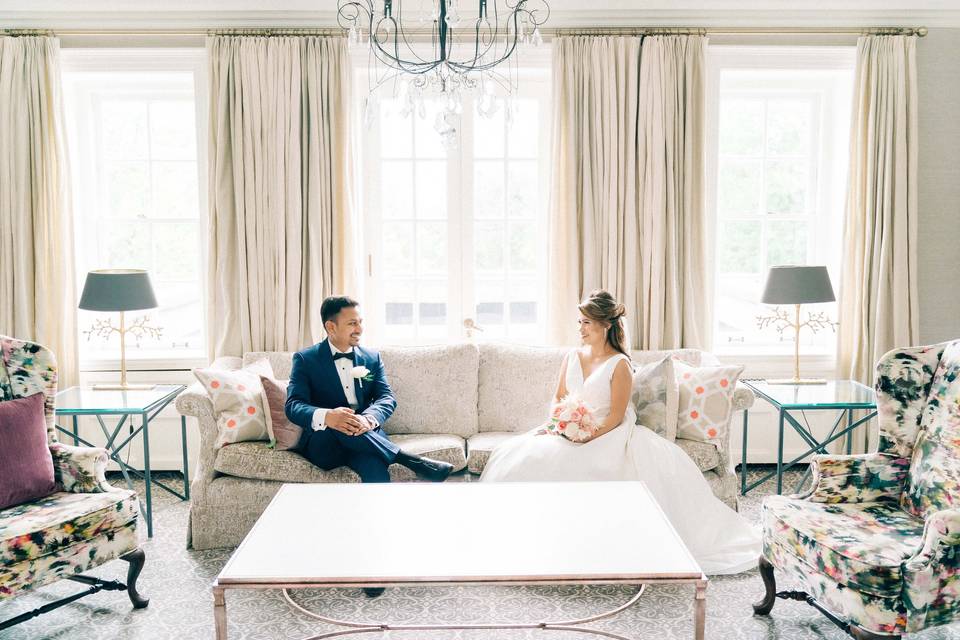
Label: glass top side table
xmin=739 ymin=379 xmax=878 ymax=496
xmin=55 ymin=384 xmax=189 ymax=537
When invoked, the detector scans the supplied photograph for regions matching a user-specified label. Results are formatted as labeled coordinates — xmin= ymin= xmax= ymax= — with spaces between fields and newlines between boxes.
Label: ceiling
xmin=2 ymin=0 xmax=957 ymax=29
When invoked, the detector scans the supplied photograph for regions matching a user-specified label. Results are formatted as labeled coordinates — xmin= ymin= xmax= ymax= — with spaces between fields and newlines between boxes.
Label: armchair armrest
xmin=801 ymin=452 xmax=911 ymax=503
xmin=49 ymin=442 xmax=114 ymax=493
xmin=904 ymin=509 xmax=960 ymax=611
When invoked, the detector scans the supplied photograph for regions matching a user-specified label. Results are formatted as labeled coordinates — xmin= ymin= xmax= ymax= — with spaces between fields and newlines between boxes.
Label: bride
xmin=480 ymin=289 xmax=760 ymax=575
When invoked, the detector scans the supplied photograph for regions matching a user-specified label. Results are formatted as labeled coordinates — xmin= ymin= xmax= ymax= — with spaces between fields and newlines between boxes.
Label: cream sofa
xmin=177 ymin=343 xmax=754 ymax=550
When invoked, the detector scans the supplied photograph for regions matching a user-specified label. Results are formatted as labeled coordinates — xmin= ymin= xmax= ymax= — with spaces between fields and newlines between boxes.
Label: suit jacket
xmin=284 ymin=339 xmax=397 ymax=449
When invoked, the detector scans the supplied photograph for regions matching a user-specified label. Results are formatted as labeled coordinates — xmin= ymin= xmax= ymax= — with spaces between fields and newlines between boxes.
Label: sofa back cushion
xmin=477 ymin=344 xmax=568 ymax=433
xmin=245 ymin=352 xmax=295 ymax=378
xmin=901 ymin=340 xmax=960 ymax=519
xmin=378 ymin=344 xmax=479 ymax=436
xmin=0 ymin=392 xmax=56 ymax=509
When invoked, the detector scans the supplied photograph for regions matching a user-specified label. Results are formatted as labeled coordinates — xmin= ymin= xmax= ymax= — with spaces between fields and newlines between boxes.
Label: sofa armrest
xmin=49 ymin=442 xmax=114 ymax=493
xmin=732 ymin=385 xmax=754 ymax=412
xmin=175 ymin=378 xmax=225 ymax=507
xmin=800 ymin=452 xmax=911 ymax=503
xmin=176 ymin=381 xmax=214 ymax=417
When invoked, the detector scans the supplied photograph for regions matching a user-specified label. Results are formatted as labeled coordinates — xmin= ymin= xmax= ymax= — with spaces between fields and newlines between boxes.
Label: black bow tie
xmin=333 ymin=351 xmax=355 ymax=362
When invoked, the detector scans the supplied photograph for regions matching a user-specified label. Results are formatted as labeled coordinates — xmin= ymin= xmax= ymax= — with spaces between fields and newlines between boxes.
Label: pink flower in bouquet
xmin=545 ymin=394 xmax=598 ymax=442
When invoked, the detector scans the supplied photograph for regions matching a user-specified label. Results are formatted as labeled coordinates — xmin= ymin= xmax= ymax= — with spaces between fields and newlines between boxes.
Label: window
xmin=360 ymin=63 xmax=551 ymax=345
xmin=706 ymin=47 xmax=854 ymax=353
xmin=62 ymin=50 xmax=207 ymax=362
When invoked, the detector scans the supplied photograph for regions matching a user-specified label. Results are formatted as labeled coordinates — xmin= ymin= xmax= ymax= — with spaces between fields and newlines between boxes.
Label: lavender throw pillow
xmin=0 ymin=393 xmax=56 ymax=509
xmin=259 ymin=376 xmax=303 ymax=451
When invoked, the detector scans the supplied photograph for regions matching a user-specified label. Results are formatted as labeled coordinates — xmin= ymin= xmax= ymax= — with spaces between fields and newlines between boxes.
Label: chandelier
xmin=337 ymin=0 xmax=550 ymax=146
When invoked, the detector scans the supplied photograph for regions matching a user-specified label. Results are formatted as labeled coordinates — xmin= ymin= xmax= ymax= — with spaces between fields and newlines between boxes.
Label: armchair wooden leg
xmin=753 ymin=555 xmax=777 ymax=615
xmin=120 ymin=549 xmax=149 ymax=609
xmin=849 ymin=625 xmax=900 ymax=640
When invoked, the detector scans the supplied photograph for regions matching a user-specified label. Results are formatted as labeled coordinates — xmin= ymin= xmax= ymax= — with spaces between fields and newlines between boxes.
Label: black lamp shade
xmin=78 ymin=269 xmax=158 ymax=312
xmin=761 ymin=266 xmax=836 ymax=305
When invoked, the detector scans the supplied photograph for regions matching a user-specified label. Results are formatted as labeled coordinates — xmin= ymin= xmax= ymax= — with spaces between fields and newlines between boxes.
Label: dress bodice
xmin=565 ymin=350 xmax=635 ymax=425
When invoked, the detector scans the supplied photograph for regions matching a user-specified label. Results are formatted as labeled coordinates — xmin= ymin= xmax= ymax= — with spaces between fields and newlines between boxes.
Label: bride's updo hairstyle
xmin=578 ymin=289 xmax=630 ymax=359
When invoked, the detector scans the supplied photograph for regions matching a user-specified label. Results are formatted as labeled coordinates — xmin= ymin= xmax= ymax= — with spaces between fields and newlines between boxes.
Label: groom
xmin=285 ymin=295 xmax=454 ymax=484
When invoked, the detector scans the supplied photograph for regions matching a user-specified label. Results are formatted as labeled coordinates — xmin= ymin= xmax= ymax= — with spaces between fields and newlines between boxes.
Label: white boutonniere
xmin=351 ymin=365 xmax=374 ymax=388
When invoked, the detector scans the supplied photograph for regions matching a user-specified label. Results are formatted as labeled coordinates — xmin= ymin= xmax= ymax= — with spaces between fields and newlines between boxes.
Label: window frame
xmin=705 ymin=45 xmax=855 ymax=365
xmin=61 ymin=48 xmax=209 ymax=371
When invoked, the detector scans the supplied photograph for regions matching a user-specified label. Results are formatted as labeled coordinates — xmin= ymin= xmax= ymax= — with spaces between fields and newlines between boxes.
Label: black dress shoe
xmin=363 ymin=587 xmax=385 ymax=598
xmin=396 ymin=452 xmax=454 ymax=482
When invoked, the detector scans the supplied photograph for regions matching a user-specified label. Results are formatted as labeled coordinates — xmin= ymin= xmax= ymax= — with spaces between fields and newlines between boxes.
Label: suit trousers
xmin=301 ymin=426 xmax=401 ymax=483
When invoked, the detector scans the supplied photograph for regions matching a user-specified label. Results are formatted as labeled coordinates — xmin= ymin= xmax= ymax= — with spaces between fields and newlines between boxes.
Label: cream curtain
xmin=207 ymin=36 xmax=356 ymax=358
xmin=838 ymin=35 xmax=919 ymax=383
xmin=0 ymin=36 xmax=78 ymax=386
xmin=548 ymin=35 xmax=708 ymax=349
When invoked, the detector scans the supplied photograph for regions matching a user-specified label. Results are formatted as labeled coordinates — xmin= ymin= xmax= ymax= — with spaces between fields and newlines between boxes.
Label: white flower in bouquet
xmin=545 ymin=393 xmax=599 ymax=443
xmin=351 ymin=366 xmax=374 ymax=387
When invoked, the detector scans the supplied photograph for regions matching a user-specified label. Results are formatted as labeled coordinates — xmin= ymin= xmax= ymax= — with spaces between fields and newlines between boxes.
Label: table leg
xmin=72 ymin=415 xmax=79 ymax=446
xmin=740 ymin=409 xmax=749 ymax=495
xmin=694 ymin=580 xmax=707 ymax=640
xmin=180 ymin=415 xmax=190 ymax=500
xmin=846 ymin=409 xmax=854 ymax=454
xmin=776 ymin=410 xmax=785 ymax=495
xmin=213 ymin=586 xmax=227 ymax=640
xmin=142 ymin=412 xmax=153 ymax=538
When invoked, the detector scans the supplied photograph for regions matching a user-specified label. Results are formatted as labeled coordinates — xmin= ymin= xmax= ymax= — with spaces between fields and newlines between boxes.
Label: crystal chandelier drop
xmin=338 ymin=0 xmax=550 ymax=147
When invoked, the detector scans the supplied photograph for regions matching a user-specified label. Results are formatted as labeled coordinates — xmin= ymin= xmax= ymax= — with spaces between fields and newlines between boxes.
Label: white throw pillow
xmin=631 ymin=357 xmax=679 ymax=440
xmin=194 ymin=359 xmax=275 ymax=449
xmin=673 ymin=359 xmax=744 ymax=449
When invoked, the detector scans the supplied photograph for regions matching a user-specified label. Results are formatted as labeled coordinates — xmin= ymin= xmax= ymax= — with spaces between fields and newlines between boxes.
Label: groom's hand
xmin=325 ymin=408 xmax=367 ymax=436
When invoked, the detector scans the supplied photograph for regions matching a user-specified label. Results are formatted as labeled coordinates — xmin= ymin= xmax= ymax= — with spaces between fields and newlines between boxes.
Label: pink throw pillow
xmin=259 ymin=376 xmax=303 ymax=451
xmin=0 ymin=393 xmax=56 ymax=509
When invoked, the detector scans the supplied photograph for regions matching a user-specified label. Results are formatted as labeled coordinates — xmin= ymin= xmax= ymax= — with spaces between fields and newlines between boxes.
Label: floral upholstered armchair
xmin=0 ymin=336 xmax=147 ymax=631
xmin=754 ymin=340 xmax=960 ymax=639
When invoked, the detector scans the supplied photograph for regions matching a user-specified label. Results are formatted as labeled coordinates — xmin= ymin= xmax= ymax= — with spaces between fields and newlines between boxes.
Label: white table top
xmin=217 ymin=481 xmax=703 ymax=587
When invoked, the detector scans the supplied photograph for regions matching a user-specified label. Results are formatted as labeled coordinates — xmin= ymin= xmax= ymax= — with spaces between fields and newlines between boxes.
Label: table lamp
xmin=757 ymin=265 xmax=837 ymax=385
xmin=79 ymin=269 xmax=162 ymax=390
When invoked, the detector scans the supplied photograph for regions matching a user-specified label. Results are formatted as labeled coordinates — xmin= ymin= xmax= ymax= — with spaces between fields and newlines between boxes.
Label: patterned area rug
xmin=2 ymin=467 xmax=957 ymax=640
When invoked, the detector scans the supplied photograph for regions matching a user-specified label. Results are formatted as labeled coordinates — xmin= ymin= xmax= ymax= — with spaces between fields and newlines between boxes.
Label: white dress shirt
xmin=311 ymin=343 xmax=377 ymax=431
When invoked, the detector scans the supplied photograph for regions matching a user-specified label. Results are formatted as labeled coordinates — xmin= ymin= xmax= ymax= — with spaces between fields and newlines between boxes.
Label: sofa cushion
xmin=0 ymin=489 xmax=139 ymax=566
xmin=762 ymin=496 xmax=925 ymax=598
xmin=0 ymin=393 xmax=56 ymax=510
xmin=259 ymin=376 xmax=302 ymax=451
xmin=478 ymin=344 xmax=567 ymax=433
xmin=214 ymin=434 xmax=467 ymax=483
xmin=632 ymin=357 xmax=679 ymax=440
xmin=194 ymin=358 xmax=275 ymax=448
xmin=379 ymin=344 xmax=479 ymax=437
xmin=674 ymin=360 xmax=743 ymax=449
xmin=674 ymin=438 xmax=721 ymax=473
xmin=466 ymin=432 xmax=516 ymax=474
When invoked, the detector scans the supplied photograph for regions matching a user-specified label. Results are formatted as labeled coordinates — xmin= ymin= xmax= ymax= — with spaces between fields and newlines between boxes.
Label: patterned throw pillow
xmin=631 ymin=357 xmax=679 ymax=440
xmin=194 ymin=359 xmax=274 ymax=449
xmin=259 ymin=376 xmax=303 ymax=451
xmin=674 ymin=359 xmax=744 ymax=449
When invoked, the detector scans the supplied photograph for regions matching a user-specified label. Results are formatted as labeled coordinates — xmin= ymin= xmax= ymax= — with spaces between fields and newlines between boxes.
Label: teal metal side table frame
xmin=54 ymin=384 xmax=189 ymax=537
xmin=739 ymin=379 xmax=878 ymax=496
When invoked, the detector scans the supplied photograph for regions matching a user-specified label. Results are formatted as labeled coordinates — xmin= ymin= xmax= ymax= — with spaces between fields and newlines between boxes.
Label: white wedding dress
xmin=480 ymin=351 xmax=760 ymax=575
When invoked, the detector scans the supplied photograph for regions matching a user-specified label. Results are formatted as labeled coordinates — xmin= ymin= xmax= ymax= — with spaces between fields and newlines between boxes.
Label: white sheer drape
xmin=547 ymin=35 xmax=708 ymax=349
xmin=0 ymin=36 xmax=78 ymax=385
xmin=838 ymin=35 xmax=919 ymax=383
xmin=207 ymin=36 xmax=356 ymax=357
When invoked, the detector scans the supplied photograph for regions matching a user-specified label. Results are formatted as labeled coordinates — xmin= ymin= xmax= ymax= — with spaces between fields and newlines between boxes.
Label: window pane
xmin=474 ymin=104 xmax=505 ymax=158
xmin=386 ymin=302 xmax=414 ymax=325
xmin=381 ymin=161 xmax=414 ymax=219
xmin=414 ymin=100 xmax=446 ymax=159
xmin=718 ymin=220 xmax=762 ymax=274
xmin=507 ymin=99 xmax=538 ymax=159
xmin=767 ymin=220 xmax=808 ymax=267
xmin=718 ymin=159 xmax=762 ymax=216
xmin=101 ymin=221 xmax=150 ymax=270
xmin=415 ymin=161 xmax=446 ymax=220
xmin=475 ymin=161 xmax=505 ymax=219
xmin=416 ymin=222 xmax=447 ymax=274
xmin=152 ymin=161 xmax=198 ymax=218
xmin=105 ymin=161 xmax=149 ymax=218
xmin=509 ymin=221 xmax=536 ymax=271
xmin=382 ymin=221 xmax=414 ymax=274
xmin=384 ymin=280 xmax=415 ymax=325
xmin=101 ymin=100 xmax=148 ymax=160
xmin=716 ymin=275 xmax=765 ymax=340
xmin=153 ymin=281 xmax=202 ymax=350
xmin=507 ymin=161 xmax=537 ymax=218
xmin=152 ymin=223 xmax=199 ymax=280
xmin=509 ymin=280 xmax=539 ymax=325
xmin=765 ymin=159 xmax=807 ymax=214
xmin=380 ymin=99 xmax=413 ymax=158
xmin=475 ymin=221 xmax=505 ymax=272
xmin=149 ymin=100 xmax=196 ymax=161
xmin=766 ymin=99 xmax=811 ymax=156
xmin=719 ymin=98 xmax=764 ymax=156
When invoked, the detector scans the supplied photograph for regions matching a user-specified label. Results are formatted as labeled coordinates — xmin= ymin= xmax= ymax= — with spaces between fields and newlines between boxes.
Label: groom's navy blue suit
xmin=284 ymin=339 xmax=400 ymax=483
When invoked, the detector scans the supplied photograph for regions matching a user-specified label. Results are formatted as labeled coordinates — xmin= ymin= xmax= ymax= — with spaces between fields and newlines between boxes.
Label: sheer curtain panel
xmin=0 ymin=36 xmax=78 ymax=385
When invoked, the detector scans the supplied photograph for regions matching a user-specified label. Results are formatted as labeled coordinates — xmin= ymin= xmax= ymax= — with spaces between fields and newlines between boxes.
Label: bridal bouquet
xmin=539 ymin=394 xmax=599 ymax=443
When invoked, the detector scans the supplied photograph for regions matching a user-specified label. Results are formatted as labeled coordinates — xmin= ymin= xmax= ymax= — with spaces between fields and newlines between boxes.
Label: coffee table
xmin=213 ymin=481 xmax=708 ymax=639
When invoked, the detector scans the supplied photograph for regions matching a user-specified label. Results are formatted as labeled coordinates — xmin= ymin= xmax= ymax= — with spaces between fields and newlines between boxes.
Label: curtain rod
xmin=2 ymin=25 xmax=928 ymax=38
